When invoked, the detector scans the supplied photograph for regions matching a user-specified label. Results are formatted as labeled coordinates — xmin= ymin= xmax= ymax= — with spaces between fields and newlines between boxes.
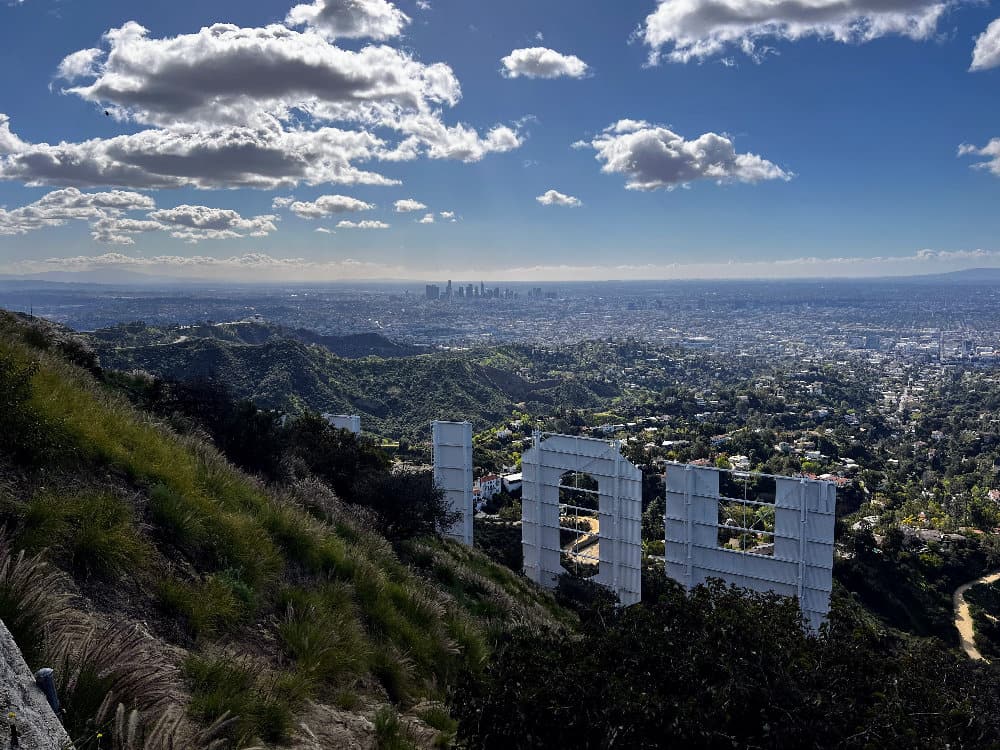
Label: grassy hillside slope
xmin=0 ymin=310 xmax=569 ymax=749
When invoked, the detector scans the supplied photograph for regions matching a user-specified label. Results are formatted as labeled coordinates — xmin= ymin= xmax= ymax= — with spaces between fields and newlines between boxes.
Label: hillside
xmin=6 ymin=309 xmax=1000 ymax=748
xmin=89 ymin=320 xmax=423 ymax=359
xmin=0 ymin=310 xmax=570 ymax=749
xmin=91 ymin=332 xmax=618 ymax=437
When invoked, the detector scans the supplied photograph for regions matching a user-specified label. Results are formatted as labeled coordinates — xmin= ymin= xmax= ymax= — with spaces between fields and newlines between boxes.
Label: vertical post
xmin=612 ymin=440 xmax=622 ymax=601
xmin=684 ymin=464 xmax=694 ymax=590
xmin=463 ymin=421 xmax=473 ymax=544
xmin=533 ymin=430 xmax=542 ymax=581
xmin=797 ymin=478 xmax=807 ymax=603
xmin=432 ymin=420 xmax=473 ymax=546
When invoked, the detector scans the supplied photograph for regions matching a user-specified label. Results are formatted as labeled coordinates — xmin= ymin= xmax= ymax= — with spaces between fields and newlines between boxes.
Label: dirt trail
xmin=954 ymin=571 xmax=1000 ymax=661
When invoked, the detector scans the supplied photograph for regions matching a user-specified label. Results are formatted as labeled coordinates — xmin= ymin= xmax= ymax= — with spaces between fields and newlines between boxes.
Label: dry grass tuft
xmin=48 ymin=621 xmax=182 ymax=745
xmin=109 ymin=702 xmax=261 ymax=750
xmin=0 ymin=532 xmax=73 ymax=667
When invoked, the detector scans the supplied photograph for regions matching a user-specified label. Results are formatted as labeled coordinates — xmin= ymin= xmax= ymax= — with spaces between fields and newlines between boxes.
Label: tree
xmin=351 ymin=469 xmax=459 ymax=542
xmin=0 ymin=352 xmax=57 ymax=467
xmin=452 ymin=578 xmax=1000 ymax=749
xmin=284 ymin=412 xmax=390 ymax=499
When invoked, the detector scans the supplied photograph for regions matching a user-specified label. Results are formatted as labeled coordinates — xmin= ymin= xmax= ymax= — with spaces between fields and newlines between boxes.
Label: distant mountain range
xmin=908 ymin=267 xmax=1000 ymax=283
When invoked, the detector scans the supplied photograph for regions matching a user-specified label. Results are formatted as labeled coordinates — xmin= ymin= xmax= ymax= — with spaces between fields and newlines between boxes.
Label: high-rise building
xmin=425 ymin=284 xmax=439 ymax=300
xmin=445 ymin=279 xmax=452 ymax=298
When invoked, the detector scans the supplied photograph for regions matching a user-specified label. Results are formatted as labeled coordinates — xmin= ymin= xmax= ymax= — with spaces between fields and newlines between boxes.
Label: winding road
xmin=953 ymin=571 xmax=1000 ymax=661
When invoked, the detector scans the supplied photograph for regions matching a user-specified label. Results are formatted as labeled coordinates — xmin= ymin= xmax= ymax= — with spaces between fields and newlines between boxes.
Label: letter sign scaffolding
xmin=432 ymin=420 xmax=474 ymax=545
xmin=664 ymin=463 xmax=836 ymax=631
xmin=521 ymin=432 xmax=643 ymax=606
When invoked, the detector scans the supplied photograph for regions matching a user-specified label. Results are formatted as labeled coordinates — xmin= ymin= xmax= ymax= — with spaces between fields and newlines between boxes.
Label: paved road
xmin=953 ymin=571 xmax=1000 ymax=661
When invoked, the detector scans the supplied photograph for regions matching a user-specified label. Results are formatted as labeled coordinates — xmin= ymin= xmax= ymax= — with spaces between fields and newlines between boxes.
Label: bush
xmin=351 ymin=470 xmax=460 ymax=542
xmin=473 ymin=519 xmax=523 ymax=572
xmin=373 ymin=706 xmax=418 ymax=750
xmin=18 ymin=491 xmax=148 ymax=579
xmin=415 ymin=703 xmax=458 ymax=747
xmin=277 ymin=588 xmax=370 ymax=686
xmin=285 ymin=413 xmax=390 ymax=498
xmin=452 ymin=581 xmax=1000 ymax=749
xmin=183 ymin=654 xmax=297 ymax=745
xmin=0 ymin=350 xmax=58 ymax=467
xmin=0 ymin=535 xmax=70 ymax=668
xmin=157 ymin=576 xmax=248 ymax=639
xmin=50 ymin=622 xmax=178 ymax=748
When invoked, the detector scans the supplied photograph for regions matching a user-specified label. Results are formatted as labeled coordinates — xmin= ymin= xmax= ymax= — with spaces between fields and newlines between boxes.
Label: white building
xmin=479 ymin=473 xmax=502 ymax=499
xmin=502 ymin=473 xmax=523 ymax=493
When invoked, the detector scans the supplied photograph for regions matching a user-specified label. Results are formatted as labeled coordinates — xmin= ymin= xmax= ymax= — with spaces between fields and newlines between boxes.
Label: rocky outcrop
xmin=0 ymin=619 xmax=71 ymax=750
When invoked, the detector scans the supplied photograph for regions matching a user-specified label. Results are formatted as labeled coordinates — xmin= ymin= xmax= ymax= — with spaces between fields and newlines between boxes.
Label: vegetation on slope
xmin=91 ymin=334 xmax=621 ymax=438
xmin=965 ymin=578 xmax=1000 ymax=660
xmin=0 ymin=310 xmax=568 ymax=748
xmin=454 ymin=575 xmax=1000 ymax=749
xmin=89 ymin=320 xmax=423 ymax=359
xmin=7 ymin=309 xmax=1000 ymax=749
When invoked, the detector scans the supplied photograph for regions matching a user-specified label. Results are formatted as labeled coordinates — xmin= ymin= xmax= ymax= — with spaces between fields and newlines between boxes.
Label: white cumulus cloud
xmin=0 ymin=114 xmax=27 ymax=155
xmin=417 ymin=212 xmax=434 ymax=223
xmin=394 ymin=198 xmax=427 ymax=212
xmin=0 ymin=188 xmax=276 ymax=245
xmin=285 ymin=0 xmax=410 ymax=41
xmin=581 ymin=120 xmax=792 ymax=190
xmin=640 ymin=0 xmax=956 ymax=64
xmin=971 ymin=18 xmax=1000 ymax=71
xmin=6 ymin=16 xmax=525 ymax=191
xmin=0 ymin=187 xmax=153 ymax=237
xmin=337 ymin=219 xmax=389 ymax=228
xmin=959 ymin=139 xmax=1000 ymax=176
xmin=536 ymin=189 xmax=582 ymax=207
xmin=287 ymin=194 xmax=374 ymax=218
xmin=147 ymin=204 xmax=278 ymax=241
xmin=501 ymin=47 xmax=589 ymax=79
xmin=0 ymin=114 xmax=398 ymax=190
xmin=56 ymin=22 xmax=459 ymax=130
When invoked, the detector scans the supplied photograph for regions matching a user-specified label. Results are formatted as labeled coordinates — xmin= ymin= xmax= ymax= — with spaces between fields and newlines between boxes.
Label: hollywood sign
xmin=431 ymin=421 xmax=474 ymax=545
xmin=664 ymin=462 xmax=835 ymax=630
xmin=520 ymin=432 xmax=643 ymax=606
xmin=431 ymin=426 xmax=835 ymax=626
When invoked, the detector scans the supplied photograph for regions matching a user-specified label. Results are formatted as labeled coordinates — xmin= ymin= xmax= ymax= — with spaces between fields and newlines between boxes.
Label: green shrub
xmin=0 ymin=349 xmax=59 ymax=467
xmin=371 ymin=646 xmax=417 ymax=705
xmin=334 ymin=690 xmax=362 ymax=711
xmin=149 ymin=483 xmax=209 ymax=552
xmin=19 ymin=491 xmax=148 ymax=578
xmin=373 ymin=707 xmax=418 ymax=750
xmin=277 ymin=589 xmax=370 ymax=686
xmin=158 ymin=576 xmax=247 ymax=638
xmin=416 ymin=703 xmax=458 ymax=748
xmin=183 ymin=654 xmax=296 ymax=745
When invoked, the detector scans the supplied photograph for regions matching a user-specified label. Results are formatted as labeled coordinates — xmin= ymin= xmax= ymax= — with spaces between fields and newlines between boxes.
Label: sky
xmin=0 ymin=0 xmax=999 ymax=282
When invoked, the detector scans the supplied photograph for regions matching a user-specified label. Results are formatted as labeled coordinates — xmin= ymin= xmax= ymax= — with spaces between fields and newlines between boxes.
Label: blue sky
xmin=0 ymin=0 xmax=999 ymax=281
